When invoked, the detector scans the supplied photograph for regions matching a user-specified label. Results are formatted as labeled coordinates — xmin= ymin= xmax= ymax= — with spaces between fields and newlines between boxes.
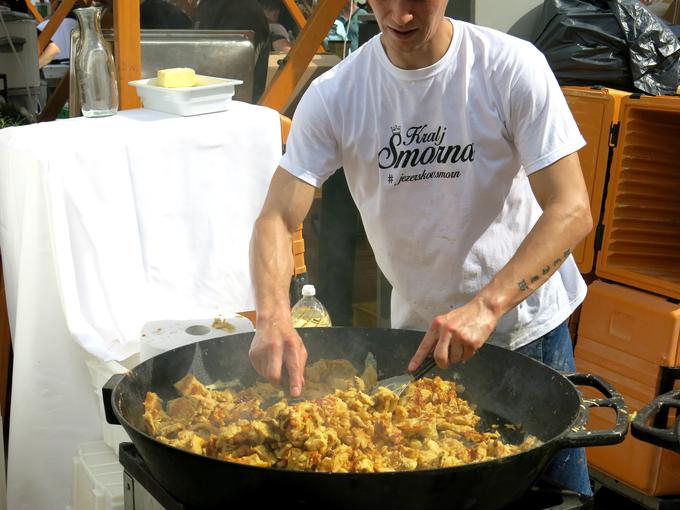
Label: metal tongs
xmin=371 ymin=356 xmax=437 ymax=398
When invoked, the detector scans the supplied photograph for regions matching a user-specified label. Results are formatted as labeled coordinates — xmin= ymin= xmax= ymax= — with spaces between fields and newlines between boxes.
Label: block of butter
xmin=156 ymin=67 xmax=197 ymax=88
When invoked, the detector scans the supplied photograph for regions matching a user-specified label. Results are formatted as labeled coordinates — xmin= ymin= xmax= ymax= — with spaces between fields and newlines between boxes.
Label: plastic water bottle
xmin=291 ymin=284 xmax=332 ymax=328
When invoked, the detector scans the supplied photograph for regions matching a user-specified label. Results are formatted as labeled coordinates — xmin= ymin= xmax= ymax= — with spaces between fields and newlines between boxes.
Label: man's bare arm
xmin=478 ymin=152 xmax=593 ymax=315
xmin=410 ymin=152 xmax=593 ymax=369
xmin=249 ymin=167 xmax=316 ymax=396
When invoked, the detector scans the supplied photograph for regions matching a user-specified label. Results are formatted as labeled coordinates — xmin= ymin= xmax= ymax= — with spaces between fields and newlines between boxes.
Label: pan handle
xmin=102 ymin=374 xmax=125 ymax=425
xmin=558 ymin=373 xmax=628 ymax=448
xmin=631 ymin=390 xmax=680 ymax=453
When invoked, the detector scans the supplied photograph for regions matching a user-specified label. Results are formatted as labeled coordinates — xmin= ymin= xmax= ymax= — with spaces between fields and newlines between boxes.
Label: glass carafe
xmin=74 ymin=6 xmax=118 ymax=117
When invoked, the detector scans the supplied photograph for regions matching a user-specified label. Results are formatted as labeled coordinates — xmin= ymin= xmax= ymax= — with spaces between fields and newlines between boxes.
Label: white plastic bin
xmin=128 ymin=75 xmax=243 ymax=116
xmin=72 ymin=442 xmax=123 ymax=510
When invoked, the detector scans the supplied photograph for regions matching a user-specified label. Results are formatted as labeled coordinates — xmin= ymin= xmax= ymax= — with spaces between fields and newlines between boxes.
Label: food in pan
xmin=143 ymin=359 xmax=538 ymax=472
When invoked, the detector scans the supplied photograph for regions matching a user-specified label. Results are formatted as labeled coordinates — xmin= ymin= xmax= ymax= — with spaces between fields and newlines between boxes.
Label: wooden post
xmin=23 ymin=0 xmax=44 ymax=23
xmin=259 ymin=0 xmax=345 ymax=112
xmin=281 ymin=0 xmax=327 ymax=55
xmin=113 ymin=0 xmax=142 ymax=110
xmin=37 ymin=72 xmax=69 ymax=122
xmin=282 ymin=0 xmax=307 ymax=29
xmin=37 ymin=0 xmax=76 ymax=53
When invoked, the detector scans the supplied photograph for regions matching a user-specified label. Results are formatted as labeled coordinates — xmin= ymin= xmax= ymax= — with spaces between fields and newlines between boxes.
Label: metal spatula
xmin=259 ymin=370 xmax=304 ymax=409
xmin=372 ymin=356 xmax=437 ymax=397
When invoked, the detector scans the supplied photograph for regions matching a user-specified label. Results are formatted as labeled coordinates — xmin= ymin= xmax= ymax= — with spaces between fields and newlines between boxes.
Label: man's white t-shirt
xmin=281 ymin=19 xmax=587 ymax=350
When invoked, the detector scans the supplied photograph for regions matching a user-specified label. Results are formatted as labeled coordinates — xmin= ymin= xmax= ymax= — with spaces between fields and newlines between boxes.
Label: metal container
xmin=0 ymin=12 xmax=40 ymax=89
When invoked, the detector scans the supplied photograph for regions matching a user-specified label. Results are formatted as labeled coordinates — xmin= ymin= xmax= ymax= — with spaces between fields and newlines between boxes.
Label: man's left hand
xmin=409 ymin=299 xmax=499 ymax=371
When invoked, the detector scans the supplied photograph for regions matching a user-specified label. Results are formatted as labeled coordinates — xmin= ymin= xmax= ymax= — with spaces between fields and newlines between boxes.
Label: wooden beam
xmin=24 ymin=0 xmax=44 ymax=23
xmin=281 ymin=0 xmax=326 ymax=54
xmin=292 ymin=224 xmax=307 ymax=275
xmin=37 ymin=72 xmax=69 ymax=122
xmin=113 ymin=0 xmax=142 ymax=110
xmin=37 ymin=0 xmax=76 ymax=53
xmin=259 ymin=0 xmax=344 ymax=113
xmin=282 ymin=0 xmax=307 ymax=29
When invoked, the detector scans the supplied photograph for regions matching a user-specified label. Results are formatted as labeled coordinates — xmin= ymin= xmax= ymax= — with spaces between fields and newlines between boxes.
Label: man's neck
xmin=382 ymin=19 xmax=453 ymax=71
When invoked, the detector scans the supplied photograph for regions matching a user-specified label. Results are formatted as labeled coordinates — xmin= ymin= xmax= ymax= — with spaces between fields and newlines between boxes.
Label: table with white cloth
xmin=0 ymin=103 xmax=282 ymax=510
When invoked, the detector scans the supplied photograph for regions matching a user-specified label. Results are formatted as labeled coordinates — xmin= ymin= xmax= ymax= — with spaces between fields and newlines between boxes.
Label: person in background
xmin=37 ymin=39 xmax=60 ymax=68
xmin=193 ymin=0 xmax=270 ymax=103
xmin=37 ymin=12 xmax=78 ymax=67
xmin=248 ymin=0 xmax=594 ymax=498
xmin=140 ymin=0 xmax=192 ymax=29
xmin=325 ymin=0 xmax=367 ymax=56
xmin=258 ymin=0 xmax=292 ymax=53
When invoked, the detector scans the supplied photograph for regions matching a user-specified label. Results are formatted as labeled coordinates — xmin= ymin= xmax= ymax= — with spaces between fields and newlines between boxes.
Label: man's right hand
xmin=248 ymin=319 xmax=308 ymax=397
xmin=249 ymin=167 xmax=316 ymax=398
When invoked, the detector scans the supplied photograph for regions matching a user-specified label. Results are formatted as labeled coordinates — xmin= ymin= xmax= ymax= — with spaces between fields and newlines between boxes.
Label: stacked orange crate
xmin=575 ymin=281 xmax=680 ymax=495
xmin=595 ymin=95 xmax=680 ymax=300
xmin=570 ymin=94 xmax=680 ymax=496
xmin=561 ymin=86 xmax=629 ymax=338
xmin=561 ymin=86 xmax=629 ymax=275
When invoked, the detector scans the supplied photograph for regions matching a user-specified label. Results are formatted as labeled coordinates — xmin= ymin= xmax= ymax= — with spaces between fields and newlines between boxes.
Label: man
xmin=249 ymin=0 xmax=593 ymax=494
xmin=37 ymin=13 xmax=79 ymax=68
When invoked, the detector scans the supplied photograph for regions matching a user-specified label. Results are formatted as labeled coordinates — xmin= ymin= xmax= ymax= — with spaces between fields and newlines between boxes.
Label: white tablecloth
xmin=0 ymin=103 xmax=281 ymax=510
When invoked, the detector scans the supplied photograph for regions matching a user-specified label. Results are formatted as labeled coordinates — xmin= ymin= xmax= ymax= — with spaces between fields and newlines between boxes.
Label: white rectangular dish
xmin=128 ymin=75 xmax=243 ymax=116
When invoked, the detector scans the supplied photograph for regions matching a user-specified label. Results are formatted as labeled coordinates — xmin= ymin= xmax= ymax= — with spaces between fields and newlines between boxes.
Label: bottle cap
xmin=301 ymin=284 xmax=316 ymax=297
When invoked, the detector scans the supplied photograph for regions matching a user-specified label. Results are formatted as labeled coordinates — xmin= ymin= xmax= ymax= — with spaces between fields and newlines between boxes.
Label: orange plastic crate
xmin=562 ymin=86 xmax=630 ymax=274
xmin=575 ymin=280 xmax=680 ymax=495
xmin=578 ymin=377 xmax=680 ymax=496
xmin=575 ymin=355 xmax=680 ymax=496
xmin=578 ymin=280 xmax=680 ymax=367
xmin=596 ymin=95 xmax=680 ymax=299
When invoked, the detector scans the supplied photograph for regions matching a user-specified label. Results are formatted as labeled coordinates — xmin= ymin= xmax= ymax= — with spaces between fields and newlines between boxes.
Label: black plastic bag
xmin=609 ymin=1 xmax=680 ymax=95
xmin=534 ymin=0 xmax=680 ymax=95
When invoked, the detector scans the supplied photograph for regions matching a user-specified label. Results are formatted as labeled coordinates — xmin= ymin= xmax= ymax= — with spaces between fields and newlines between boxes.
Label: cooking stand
xmin=118 ymin=442 xmax=589 ymax=510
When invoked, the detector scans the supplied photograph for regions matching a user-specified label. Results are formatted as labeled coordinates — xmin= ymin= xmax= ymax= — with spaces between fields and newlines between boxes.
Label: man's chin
xmin=386 ymin=27 xmax=419 ymax=43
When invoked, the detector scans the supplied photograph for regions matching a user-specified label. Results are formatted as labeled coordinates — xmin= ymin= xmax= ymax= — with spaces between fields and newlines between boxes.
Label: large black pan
xmin=103 ymin=327 xmax=628 ymax=510
xmin=631 ymin=389 xmax=680 ymax=453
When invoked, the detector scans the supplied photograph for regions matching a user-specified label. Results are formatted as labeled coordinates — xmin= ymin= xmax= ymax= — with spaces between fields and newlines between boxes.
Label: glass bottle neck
xmin=75 ymin=7 xmax=103 ymax=41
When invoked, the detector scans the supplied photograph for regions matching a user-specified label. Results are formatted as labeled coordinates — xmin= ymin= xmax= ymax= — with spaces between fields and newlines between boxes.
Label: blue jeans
xmin=516 ymin=321 xmax=593 ymax=496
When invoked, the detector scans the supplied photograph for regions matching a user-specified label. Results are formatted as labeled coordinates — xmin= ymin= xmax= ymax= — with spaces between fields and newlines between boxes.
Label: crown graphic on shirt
xmin=391 ymin=125 xmax=401 ymax=134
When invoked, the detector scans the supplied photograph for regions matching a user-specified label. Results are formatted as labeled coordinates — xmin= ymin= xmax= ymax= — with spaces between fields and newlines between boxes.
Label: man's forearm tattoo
xmin=518 ymin=248 xmax=571 ymax=292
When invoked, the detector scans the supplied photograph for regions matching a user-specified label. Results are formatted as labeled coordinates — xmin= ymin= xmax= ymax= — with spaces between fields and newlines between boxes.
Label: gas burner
xmin=118 ymin=443 xmax=589 ymax=510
